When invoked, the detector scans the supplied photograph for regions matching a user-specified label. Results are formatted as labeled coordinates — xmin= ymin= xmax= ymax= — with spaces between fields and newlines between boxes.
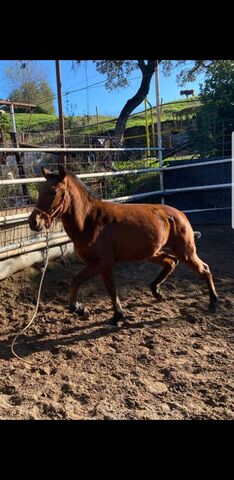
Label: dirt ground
xmin=0 ymin=225 xmax=233 ymax=420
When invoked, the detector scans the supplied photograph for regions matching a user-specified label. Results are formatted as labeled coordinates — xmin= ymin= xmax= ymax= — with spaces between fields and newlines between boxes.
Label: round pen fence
xmin=0 ymin=147 xmax=232 ymax=280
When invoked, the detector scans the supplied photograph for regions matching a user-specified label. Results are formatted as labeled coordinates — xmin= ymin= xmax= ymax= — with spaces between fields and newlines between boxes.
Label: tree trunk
xmin=114 ymin=60 xmax=155 ymax=144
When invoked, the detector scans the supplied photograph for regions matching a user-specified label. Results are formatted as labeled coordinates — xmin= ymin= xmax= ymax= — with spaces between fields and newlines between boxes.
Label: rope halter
xmin=34 ymin=191 xmax=68 ymax=228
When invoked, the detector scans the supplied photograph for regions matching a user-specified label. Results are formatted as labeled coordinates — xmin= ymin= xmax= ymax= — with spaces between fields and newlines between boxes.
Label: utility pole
xmin=154 ymin=60 xmax=164 ymax=203
xmin=55 ymin=60 xmax=66 ymax=165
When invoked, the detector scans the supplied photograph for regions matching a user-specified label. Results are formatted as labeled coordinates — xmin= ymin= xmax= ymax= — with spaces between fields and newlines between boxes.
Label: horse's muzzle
xmin=28 ymin=211 xmax=45 ymax=232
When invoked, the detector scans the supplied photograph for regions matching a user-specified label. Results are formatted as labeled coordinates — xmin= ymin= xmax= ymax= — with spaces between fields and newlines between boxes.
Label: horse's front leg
xmin=69 ymin=261 xmax=112 ymax=318
xmin=101 ymin=268 xmax=124 ymax=325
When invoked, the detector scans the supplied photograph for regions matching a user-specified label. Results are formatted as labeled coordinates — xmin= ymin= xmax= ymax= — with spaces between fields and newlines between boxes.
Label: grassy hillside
xmin=1 ymin=113 xmax=115 ymax=132
xmin=126 ymin=98 xmax=201 ymax=128
xmin=1 ymin=97 xmax=201 ymax=138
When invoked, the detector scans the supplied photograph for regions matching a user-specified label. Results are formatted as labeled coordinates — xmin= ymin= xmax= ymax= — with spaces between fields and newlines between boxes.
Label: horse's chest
xmin=74 ymin=244 xmax=98 ymax=264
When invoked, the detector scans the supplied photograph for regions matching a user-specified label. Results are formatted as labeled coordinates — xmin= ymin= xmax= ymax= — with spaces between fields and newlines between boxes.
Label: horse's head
xmin=29 ymin=165 xmax=68 ymax=231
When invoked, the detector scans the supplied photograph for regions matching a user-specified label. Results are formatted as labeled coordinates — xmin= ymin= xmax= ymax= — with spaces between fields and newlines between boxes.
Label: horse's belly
xmin=112 ymin=223 xmax=163 ymax=261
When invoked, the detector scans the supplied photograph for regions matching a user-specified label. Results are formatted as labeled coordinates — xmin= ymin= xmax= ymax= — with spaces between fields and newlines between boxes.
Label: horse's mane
xmin=67 ymin=171 xmax=99 ymax=200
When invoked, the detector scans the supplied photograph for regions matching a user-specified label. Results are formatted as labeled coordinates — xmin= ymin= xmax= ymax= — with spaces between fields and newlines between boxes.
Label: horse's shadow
xmin=0 ymin=316 xmax=163 ymax=361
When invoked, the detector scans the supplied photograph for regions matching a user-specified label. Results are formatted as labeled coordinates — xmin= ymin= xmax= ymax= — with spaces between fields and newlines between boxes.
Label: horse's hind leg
xmin=183 ymin=253 xmax=218 ymax=311
xmin=101 ymin=268 xmax=124 ymax=325
xmin=148 ymin=252 xmax=179 ymax=301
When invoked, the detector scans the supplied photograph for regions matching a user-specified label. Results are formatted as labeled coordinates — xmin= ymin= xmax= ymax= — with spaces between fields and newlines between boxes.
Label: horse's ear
xmin=41 ymin=167 xmax=51 ymax=179
xmin=58 ymin=165 xmax=67 ymax=182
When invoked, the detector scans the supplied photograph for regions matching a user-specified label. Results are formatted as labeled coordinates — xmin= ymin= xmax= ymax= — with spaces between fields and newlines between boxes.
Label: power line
xmin=3 ymin=61 xmax=157 ymax=111
xmin=36 ymin=79 xmax=109 ymax=108
xmin=2 ymin=60 xmax=204 ymax=114
xmin=6 ymin=60 xmax=201 ymax=122
xmin=0 ymin=61 xmax=104 ymax=110
xmin=32 ymin=70 xmax=153 ymax=109
xmin=62 ymin=72 xmax=100 ymax=92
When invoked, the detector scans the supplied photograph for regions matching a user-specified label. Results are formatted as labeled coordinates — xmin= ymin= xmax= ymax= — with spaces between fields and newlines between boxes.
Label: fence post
xmin=154 ymin=61 xmax=164 ymax=204
xmin=144 ymin=98 xmax=150 ymax=158
xmin=146 ymin=98 xmax=156 ymax=154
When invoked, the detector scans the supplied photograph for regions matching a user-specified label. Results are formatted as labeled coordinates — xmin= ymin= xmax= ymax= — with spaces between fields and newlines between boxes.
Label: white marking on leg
xmin=116 ymin=296 xmax=123 ymax=314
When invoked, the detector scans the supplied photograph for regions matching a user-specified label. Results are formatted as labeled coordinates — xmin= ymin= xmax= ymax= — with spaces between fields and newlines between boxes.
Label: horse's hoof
xmin=155 ymin=292 xmax=164 ymax=302
xmin=209 ymin=303 xmax=218 ymax=313
xmin=70 ymin=304 xmax=90 ymax=318
xmin=106 ymin=321 xmax=119 ymax=329
xmin=114 ymin=311 xmax=124 ymax=321
xmin=79 ymin=307 xmax=90 ymax=319
xmin=108 ymin=311 xmax=124 ymax=327
xmin=149 ymin=284 xmax=164 ymax=302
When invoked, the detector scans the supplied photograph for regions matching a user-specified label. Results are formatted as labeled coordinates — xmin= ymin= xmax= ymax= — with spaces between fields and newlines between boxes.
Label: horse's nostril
xmin=29 ymin=217 xmax=37 ymax=229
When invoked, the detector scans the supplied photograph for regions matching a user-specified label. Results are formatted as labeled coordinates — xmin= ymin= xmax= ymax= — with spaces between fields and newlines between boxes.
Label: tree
xmin=162 ymin=60 xmax=214 ymax=85
xmin=74 ymin=60 xmax=215 ymax=143
xmin=96 ymin=60 xmax=156 ymax=143
xmin=199 ymin=60 xmax=234 ymax=118
xmin=5 ymin=60 xmax=46 ymax=88
xmin=0 ymin=110 xmax=9 ymax=132
xmin=34 ymin=81 xmax=55 ymax=114
xmin=5 ymin=61 xmax=55 ymax=114
xmin=191 ymin=60 xmax=234 ymax=157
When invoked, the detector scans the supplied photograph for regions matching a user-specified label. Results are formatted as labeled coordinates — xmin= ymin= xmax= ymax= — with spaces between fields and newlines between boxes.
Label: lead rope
xmin=11 ymin=229 xmax=50 ymax=365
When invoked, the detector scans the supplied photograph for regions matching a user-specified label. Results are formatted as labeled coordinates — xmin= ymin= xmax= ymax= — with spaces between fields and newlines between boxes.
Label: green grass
xmin=83 ymin=98 xmax=201 ymax=134
xmin=126 ymin=98 xmax=201 ymax=128
xmin=1 ymin=97 xmax=202 ymax=139
xmin=1 ymin=113 xmax=115 ymax=133
xmin=1 ymin=113 xmax=58 ymax=132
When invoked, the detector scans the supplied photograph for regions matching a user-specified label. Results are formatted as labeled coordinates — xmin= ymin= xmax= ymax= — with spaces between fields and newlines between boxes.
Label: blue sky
xmin=0 ymin=60 xmax=206 ymax=117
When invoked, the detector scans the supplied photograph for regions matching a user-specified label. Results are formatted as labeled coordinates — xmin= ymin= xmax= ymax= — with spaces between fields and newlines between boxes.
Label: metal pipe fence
xmin=0 ymin=147 xmax=232 ymax=260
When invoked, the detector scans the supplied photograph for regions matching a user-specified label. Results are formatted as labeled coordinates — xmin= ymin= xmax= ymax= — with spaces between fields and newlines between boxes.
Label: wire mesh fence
xmin=0 ymin=148 xmax=163 ymax=251
xmin=0 ymin=120 xmax=232 ymax=258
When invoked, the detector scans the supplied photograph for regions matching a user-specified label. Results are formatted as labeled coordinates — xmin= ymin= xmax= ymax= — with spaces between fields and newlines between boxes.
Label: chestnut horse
xmin=29 ymin=166 xmax=218 ymax=325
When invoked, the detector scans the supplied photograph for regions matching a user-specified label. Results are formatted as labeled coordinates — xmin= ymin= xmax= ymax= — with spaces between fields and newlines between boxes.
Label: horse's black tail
xmin=194 ymin=231 xmax=202 ymax=239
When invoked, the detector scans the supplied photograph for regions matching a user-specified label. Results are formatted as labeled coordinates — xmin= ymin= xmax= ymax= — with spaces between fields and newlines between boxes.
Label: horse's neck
xmin=62 ymin=176 xmax=95 ymax=235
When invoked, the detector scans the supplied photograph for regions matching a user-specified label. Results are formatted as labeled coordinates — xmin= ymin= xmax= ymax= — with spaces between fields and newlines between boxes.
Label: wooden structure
xmin=0 ymin=99 xmax=37 ymax=198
